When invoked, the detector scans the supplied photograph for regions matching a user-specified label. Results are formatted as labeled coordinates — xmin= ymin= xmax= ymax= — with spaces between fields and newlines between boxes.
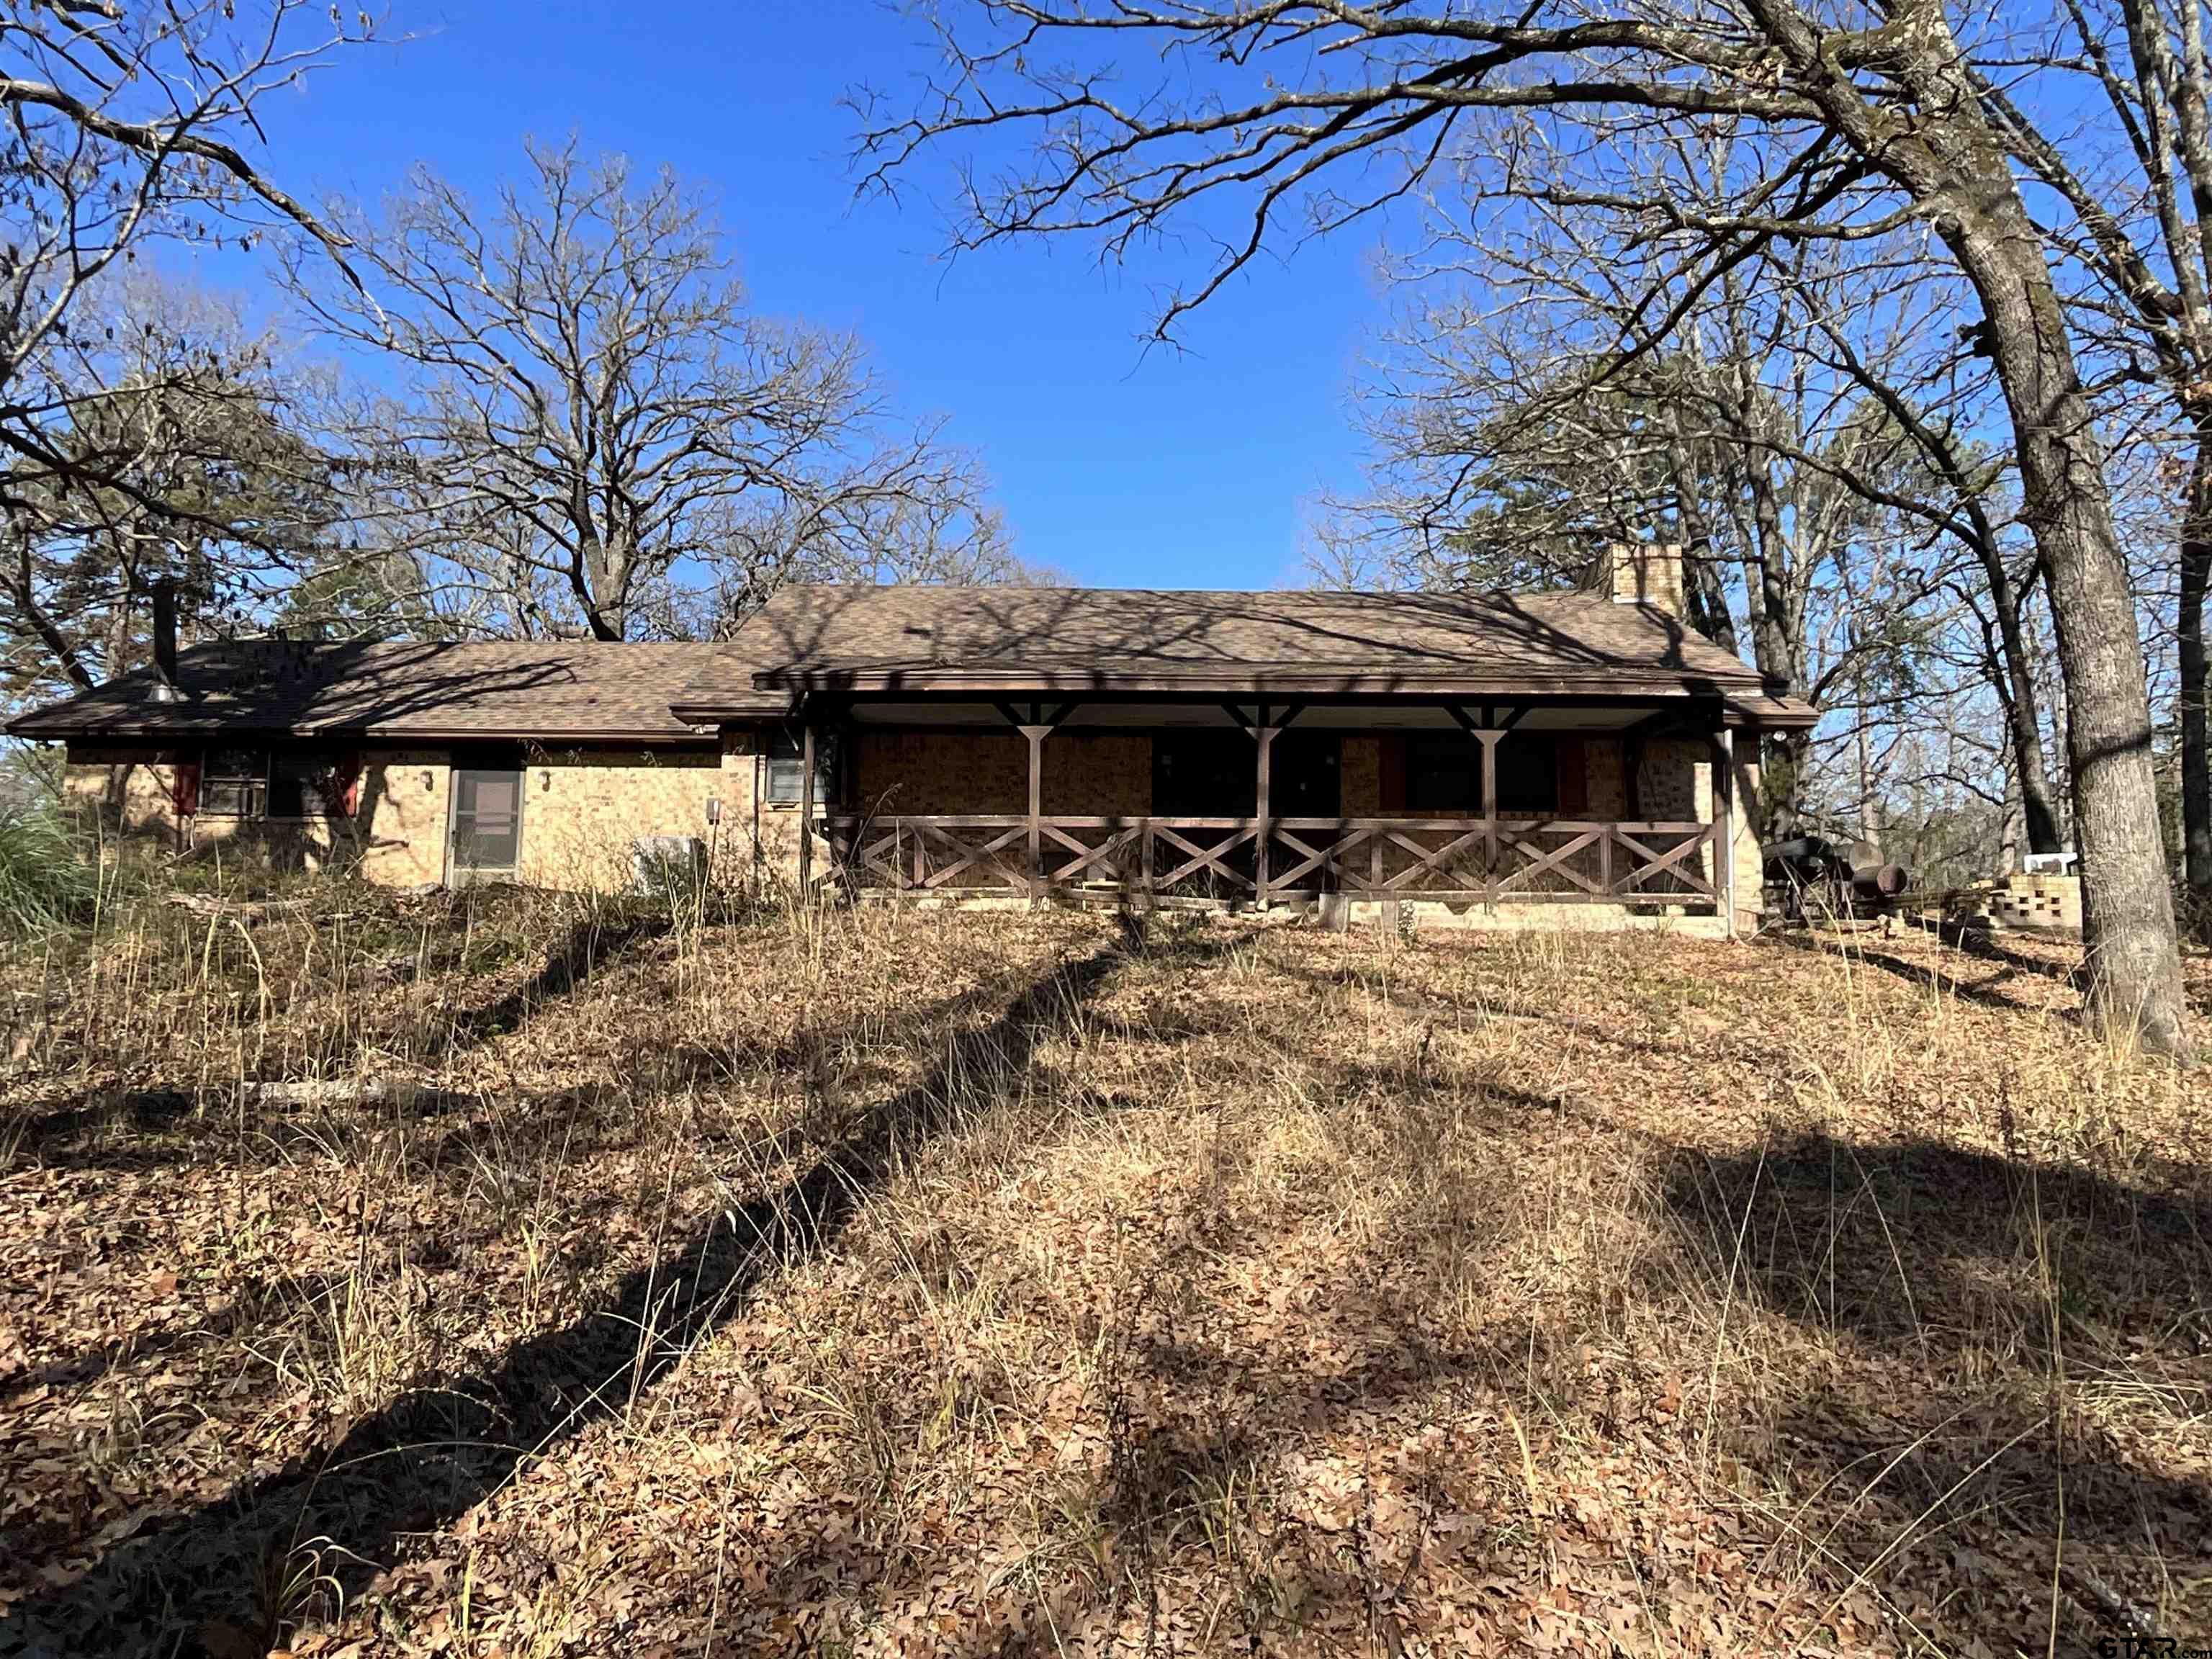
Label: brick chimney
xmin=1593 ymin=541 xmax=1685 ymax=617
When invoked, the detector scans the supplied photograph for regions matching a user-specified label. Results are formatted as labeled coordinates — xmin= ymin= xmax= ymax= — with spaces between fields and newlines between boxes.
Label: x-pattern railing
xmin=823 ymin=814 xmax=1717 ymax=907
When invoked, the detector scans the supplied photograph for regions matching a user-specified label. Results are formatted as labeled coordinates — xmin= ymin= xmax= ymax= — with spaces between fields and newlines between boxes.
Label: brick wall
xmin=1586 ymin=739 xmax=1627 ymax=818
xmin=63 ymin=739 xmax=749 ymax=892
xmin=353 ymin=750 xmax=451 ymax=886
xmin=853 ymin=730 xmax=1028 ymax=814
xmin=512 ymin=746 xmax=727 ymax=889
xmin=851 ymin=729 xmax=1154 ymax=816
xmin=62 ymin=745 xmax=181 ymax=836
xmin=59 ymin=722 xmax=1763 ymax=920
xmin=1341 ymin=736 xmax=1382 ymax=814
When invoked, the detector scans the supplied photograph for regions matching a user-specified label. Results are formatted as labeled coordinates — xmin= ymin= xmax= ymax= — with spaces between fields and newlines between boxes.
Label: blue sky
xmin=223 ymin=0 xmax=1390 ymax=590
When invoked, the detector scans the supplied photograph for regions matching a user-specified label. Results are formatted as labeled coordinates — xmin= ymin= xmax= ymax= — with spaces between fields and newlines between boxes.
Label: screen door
xmin=451 ymin=768 xmax=523 ymax=879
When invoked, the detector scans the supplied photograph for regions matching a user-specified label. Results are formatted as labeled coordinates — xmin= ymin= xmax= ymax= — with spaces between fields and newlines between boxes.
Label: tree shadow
xmin=1658 ymin=1132 xmax=2212 ymax=1643
xmin=1900 ymin=912 xmax=2087 ymax=986
xmin=0 ymin=934 xmax=1143 ymax=1658
xmin=1775 ymin=928 xmax=2070 ymax=1017
xmin=3 ymin=1085 xmax=493 ymax=1177
xmin=431 ymin=909 xmax=673 ymax=1055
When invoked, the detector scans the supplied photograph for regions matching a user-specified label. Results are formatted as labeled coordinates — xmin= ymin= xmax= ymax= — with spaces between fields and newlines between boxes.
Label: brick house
xmin=7 ymin=546 xmax=1815 ymax=932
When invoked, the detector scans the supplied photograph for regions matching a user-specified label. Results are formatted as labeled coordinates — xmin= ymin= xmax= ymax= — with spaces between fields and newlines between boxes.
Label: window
xmin=1402 ymin=732 xmax=1557 ymax=816
xmin=199 ymin=747 xmax=269 ymax=819
xmin=194 ymin=748 xmax=357 ymax=819
xmin=1493 ymin=734 xmax=1559 ymax=816
xmin=1153 ymin=731 xmax=1256 ymax=817
xmin=765 ymin=727 xmax=837 ymax=806
xmin=1404 ymin=733 xmax=1478 ymax=814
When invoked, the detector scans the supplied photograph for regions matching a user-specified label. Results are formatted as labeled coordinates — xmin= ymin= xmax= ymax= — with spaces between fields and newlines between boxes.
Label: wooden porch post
xmin=1477 ymin=730 xmax=1501 ymax=905
xmin=1255 ymin=716 xmax=1276 ymax=908
xmin=996 ymin=701 xmax=1072 ymax=905
xmin=1024 ymin=722 xmax=1046 ymax=904
xmin=1447 ymin=703 xmax=1510 ymax=905
xmin=798 ymin=713 xmax=815 ymax=894
xmin=1713 ymin=724 xmax=1737 ymax=939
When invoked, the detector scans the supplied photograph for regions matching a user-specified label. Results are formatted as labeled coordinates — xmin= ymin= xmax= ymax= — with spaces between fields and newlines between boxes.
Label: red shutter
xmin=331 ymin=752 xmax=364 ymax=817
xmin=1555 ymin=736 xmax=1588 ymax=816
xmin=169 ymin=755 xmax=200 ymax=817
xmin=1379 ymin=734 xmax=1407 ymax=813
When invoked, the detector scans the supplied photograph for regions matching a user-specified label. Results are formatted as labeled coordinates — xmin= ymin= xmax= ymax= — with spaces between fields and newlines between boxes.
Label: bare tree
xmin=1969 ymin=0 xmax=2212 ymax=917
xmin=0 ymin=276 xmax=338 ymax=701
xmin=857 ymin=0 xmax=2193 ymax=1056
xmin=290 ymin=140 xmax=1020 ymax=643
xmin=0 ymin=0 xmax=362 ymax=515
xmin=1327 ymin=176 xmax=2068 ymax=853
xmin=0 ymin=1 xmax=366 ymax=700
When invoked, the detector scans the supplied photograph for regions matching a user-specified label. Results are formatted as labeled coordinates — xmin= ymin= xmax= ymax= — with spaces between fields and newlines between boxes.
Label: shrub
xmin=0 ymin=801 xmax=99 ymax=938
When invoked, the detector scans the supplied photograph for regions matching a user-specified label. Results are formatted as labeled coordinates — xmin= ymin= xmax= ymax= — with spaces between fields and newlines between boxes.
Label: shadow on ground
xmin=0 ymin=932 xmax=1147 ymax=1658
xmin=1659 ymin=1131 xmax=2212 ymax=1645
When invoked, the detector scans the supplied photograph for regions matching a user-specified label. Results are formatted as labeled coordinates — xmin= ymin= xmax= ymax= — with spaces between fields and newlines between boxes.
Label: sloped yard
xmin=1 ymin=884 xmax=2208 ymax=1656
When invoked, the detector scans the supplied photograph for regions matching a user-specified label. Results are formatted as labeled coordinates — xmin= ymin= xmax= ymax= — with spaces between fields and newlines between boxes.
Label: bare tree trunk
xmin=1987 ymin=559 xmax=2066 ymax=856
xmin=2180 ymin=431 xmax=2212 ymax=904
xmin=1943 ymin=202 xmax=2190 ymax=1054
xmin=1661 ymin=414 xmax=1740 ymax=655
xmin=6 ymin=538 xmax=97 ymax=691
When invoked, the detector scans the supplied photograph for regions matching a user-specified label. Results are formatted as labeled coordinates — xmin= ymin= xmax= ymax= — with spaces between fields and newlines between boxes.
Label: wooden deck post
xmin=1476 ymin=729 xmax=1502 ymax=906
xmin=1713 ymin=724 xmax=1736 ymax=938
xmin=798 ymin=715 xmax=815 ymax=894
xmin=993 ymin=700 xmax=1074 ymax=906
xmin=1255 ymin=717 xmax=1276 ymax=909
xmin=1446 ymin=703 xmax=1509 ymax=906
xmin=1023 ymin=724 xmax=1046 ymax=905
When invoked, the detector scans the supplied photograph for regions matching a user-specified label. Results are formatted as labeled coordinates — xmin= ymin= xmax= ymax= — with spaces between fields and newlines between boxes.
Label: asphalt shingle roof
xmin=7 ymin=585 xmax=1818 ymax=739
xmin=672 ymin=585 xmax=1812 ymax=720
xmin=6 ymin=639 xmax=715 ymax=742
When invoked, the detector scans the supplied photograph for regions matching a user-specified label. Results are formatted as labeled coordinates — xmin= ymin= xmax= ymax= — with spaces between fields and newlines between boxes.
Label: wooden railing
xmin=818 ymin=814 xmax=1721 ymax=907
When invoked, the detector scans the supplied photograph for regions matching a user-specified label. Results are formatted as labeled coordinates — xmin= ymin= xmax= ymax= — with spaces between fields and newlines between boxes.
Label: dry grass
xmin=1 ymin=873 xmax=2208 ymax=1657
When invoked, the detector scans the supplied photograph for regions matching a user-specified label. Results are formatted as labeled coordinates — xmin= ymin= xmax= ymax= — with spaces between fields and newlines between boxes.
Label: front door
xmin=450 ymin=768 xmax=523 ymax=882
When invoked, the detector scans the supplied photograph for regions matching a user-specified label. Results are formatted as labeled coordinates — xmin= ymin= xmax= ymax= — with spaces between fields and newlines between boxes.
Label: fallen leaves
xmin=4 ymin=894 xmax=2210 ymax=1654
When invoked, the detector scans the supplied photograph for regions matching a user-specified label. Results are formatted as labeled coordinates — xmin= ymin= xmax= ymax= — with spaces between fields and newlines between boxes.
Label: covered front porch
xmin=790 ymin=696 xmax=1753 ymax=928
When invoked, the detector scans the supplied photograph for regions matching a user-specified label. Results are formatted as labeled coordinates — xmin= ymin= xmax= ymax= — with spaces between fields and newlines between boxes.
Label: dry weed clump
xmin=1 ymin=881 xmax=2207 ymax=1656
